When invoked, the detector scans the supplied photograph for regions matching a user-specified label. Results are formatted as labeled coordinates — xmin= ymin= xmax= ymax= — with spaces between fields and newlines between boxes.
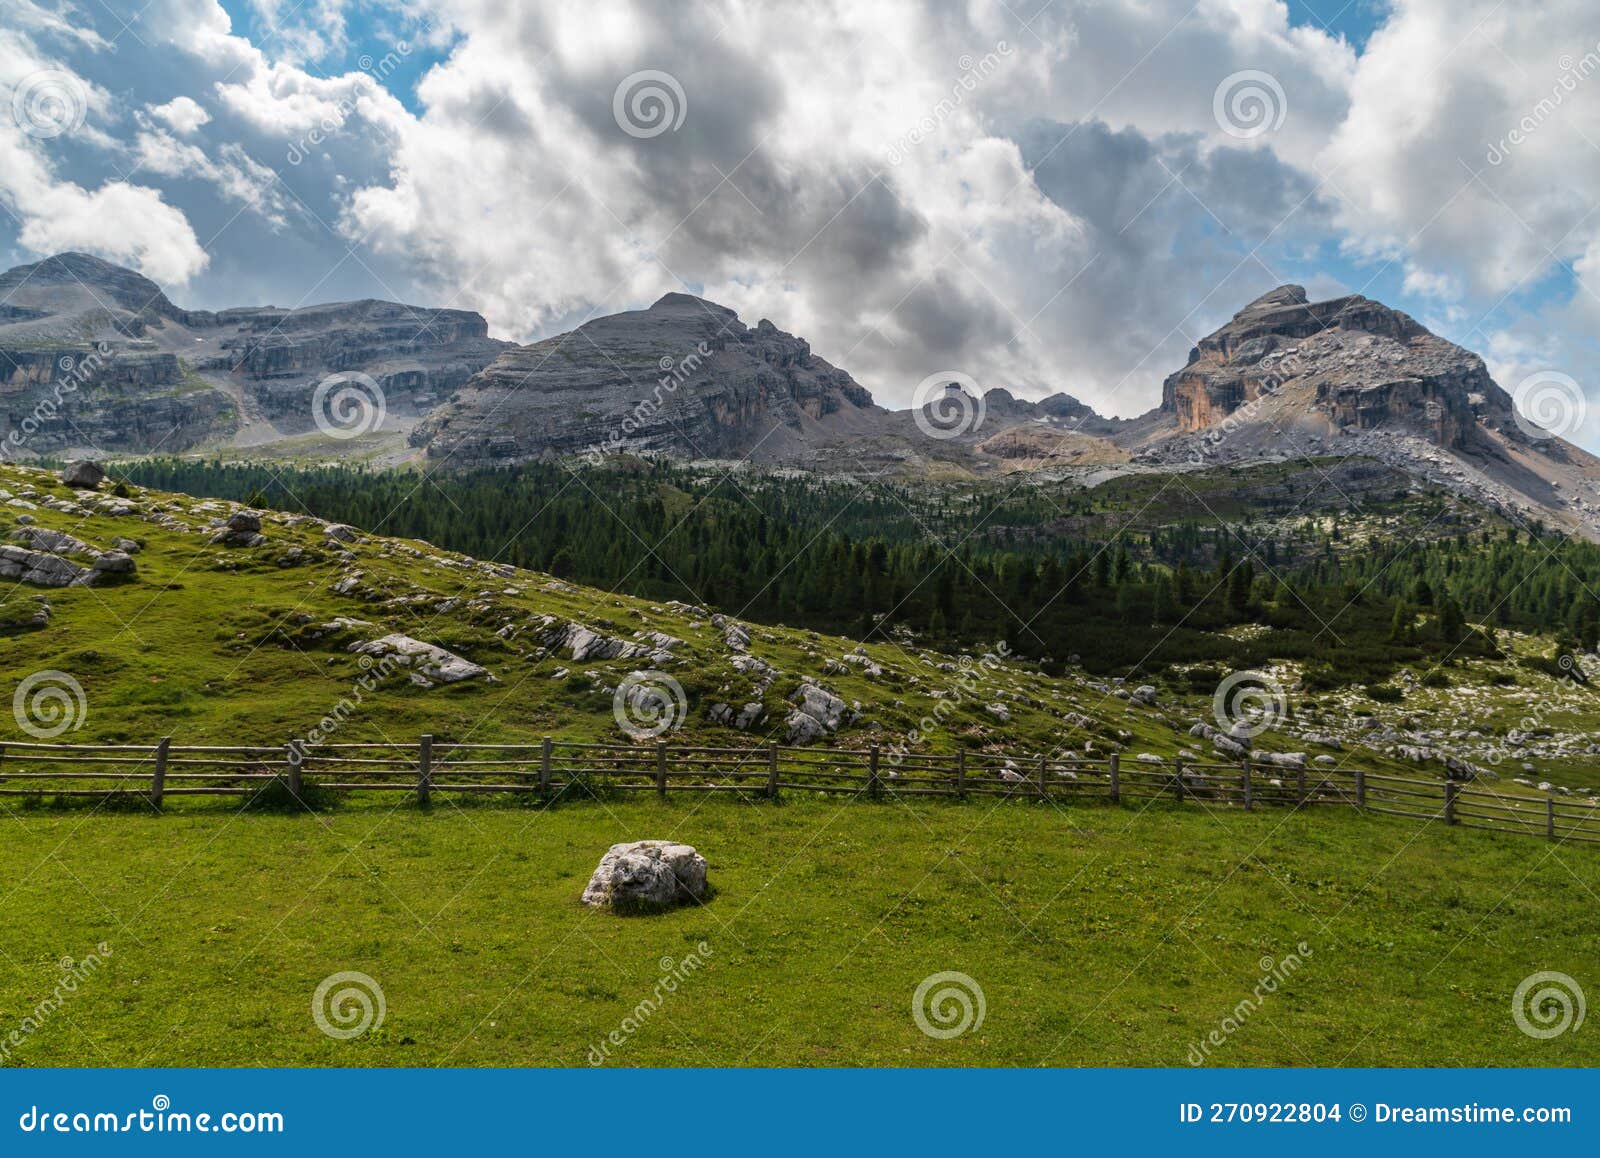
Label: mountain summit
xmin=1158 ymin=284 xmax=1515 ymax=448
xmin=412 ymin=292 xmax=882 ymax=464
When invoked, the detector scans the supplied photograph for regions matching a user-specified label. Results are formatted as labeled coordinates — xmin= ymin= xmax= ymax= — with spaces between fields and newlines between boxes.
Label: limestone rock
xmin=59 ymin=460 xmax=105 ymax=489
xmin=414 ymin=293 xmax=877 ymax=465
xmin=348 ymin=634 xmax=493 ymax=683
xmin=581 ymin=841 xmax=709 ymax=911
xmin=709 ymin=701 xmax=766 ymax=730
xmin=538 ymin=620 xmax=650 ymax=663
xmin=90 ymin=550 xmax=137 ymax=578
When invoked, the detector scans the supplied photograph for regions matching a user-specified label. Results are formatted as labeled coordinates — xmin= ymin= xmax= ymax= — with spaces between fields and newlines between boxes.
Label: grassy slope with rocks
xmin=1 ymin=462 xmax=1596 ymax=801
xmin=0 ymin=464 xmax=1598 ymax=1067
xmin=0 ymin=462 xmax=1264 ymax=763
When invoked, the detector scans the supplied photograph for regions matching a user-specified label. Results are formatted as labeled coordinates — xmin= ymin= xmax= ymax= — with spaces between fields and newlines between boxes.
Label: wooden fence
xmin=0 ymin=737 xmax=1595 ymax=846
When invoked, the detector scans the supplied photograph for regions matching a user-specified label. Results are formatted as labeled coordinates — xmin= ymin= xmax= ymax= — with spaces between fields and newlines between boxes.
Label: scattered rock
xmin=90 ymin=550 xmax=137 ymax=578
xmin=59 ymin=460 xmax=105 ymax=489
xmin=348 ymin=634 xmax=493 ymax=683
xmin=708 ymin=701 xmax=766 ymax=730
xmin=209 ymin=510 xmax=267 ymax=548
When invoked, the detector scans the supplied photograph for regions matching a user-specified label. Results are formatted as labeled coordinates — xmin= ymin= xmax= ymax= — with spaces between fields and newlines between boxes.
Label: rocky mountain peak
xmin=1161 ymin=284 xmax=1509 ymax=446
xmin=414 ymin=294 xmax=879 ymax=464
xmin=0 ymin=251 xmax=182 ymax=320
xmin=1236 ymin=283 xmax=1309 ymax=314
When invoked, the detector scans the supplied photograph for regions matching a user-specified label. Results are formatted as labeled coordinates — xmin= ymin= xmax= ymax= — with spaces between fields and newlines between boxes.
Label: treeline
xmin=117 ymin=459 xmax=1596 ymax=683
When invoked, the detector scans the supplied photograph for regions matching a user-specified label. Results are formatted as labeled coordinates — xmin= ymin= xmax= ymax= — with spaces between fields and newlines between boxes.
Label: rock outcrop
xmin=347 ymin=634 xmax=493 ymax=685
xmin=59 ymin=461 xmax=105 ymax=489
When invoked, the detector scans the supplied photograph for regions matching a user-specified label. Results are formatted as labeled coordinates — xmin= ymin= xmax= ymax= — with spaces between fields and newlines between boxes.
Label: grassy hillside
xmin=0 ymin=461 xmax=1246 ymax=760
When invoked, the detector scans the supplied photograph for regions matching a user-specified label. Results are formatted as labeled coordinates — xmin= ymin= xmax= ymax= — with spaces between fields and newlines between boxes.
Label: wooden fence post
xmin=1547 ymin=796 xmax=1556 ymax=840
xmin=1036 ymin=754 xmax=1048 ymax=800
xmin=285 ymin=742 xmax=302 ymax=799
xmin=1173 ymin=758 xmax=1186 ymax=804
xmin=656 ymin=741 xmax=668 ymax=800
xmin=868 ymin=745 xmax=881 ymax=799
xmin=417 ymin=734 xmax=433 ymax=807
xmin=766 ymin=744 xmax=779 ymax=801
xmin=539 ymin=736 xmax=552 ymax=799
xmin=1444 ymin=779 xmax=1457 ymax=825
xmin=956 ymin=749 xmax=967 ymax=800
xmin=1108 ymin=752 xmax=1120 ymax=805
xmin=1355 ymin=767 xmax=1366 ymax=811
xmin=1296 ymin=764 xmax=1308 ymax=805
xmin=1241 ymin=757 xmax=1252 ymax=811
xmin=150 ymin=736 xmax=171 ymax=809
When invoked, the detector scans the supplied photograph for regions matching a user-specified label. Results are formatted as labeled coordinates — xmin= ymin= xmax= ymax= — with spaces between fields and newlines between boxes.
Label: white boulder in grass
xmin=581 ymin=841 xmax=709 ymax=911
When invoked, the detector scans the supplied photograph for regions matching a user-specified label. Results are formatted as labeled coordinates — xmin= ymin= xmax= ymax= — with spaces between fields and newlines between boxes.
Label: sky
xmin=3 ymin=0 xmax=1599 ymax=448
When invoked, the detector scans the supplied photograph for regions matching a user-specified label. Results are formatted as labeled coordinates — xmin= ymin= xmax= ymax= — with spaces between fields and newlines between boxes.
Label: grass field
xmin=1 ymin=794 xmax=1594 ymax=1067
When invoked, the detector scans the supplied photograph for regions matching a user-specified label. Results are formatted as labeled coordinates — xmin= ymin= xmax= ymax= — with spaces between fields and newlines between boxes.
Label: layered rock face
xmin=1159 ymin=285 xmax=1515 ymax=449
xmin=0 ymin=252 xmax=504 ymax=455
xmin=413 ymin=293 xmax=878 ymax=463
xmin=193 ymin=299 xmax=503 ymax=421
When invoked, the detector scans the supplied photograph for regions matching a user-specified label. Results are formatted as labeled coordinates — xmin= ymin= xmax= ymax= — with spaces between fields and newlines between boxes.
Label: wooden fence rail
xmin=0 ymin=737 xmax=1595 ymax=846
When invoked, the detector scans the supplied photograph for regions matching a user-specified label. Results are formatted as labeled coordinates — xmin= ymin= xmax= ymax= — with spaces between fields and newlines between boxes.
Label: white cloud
xmin=147 ymin=95 xmax=211 ymax=134
xmin=132 ymin=129 xmax=291 ymax=227
xmin=0 ymin=19 xmax=208 ymax=285
xmin=1323 ymin=0 xmax=1600 ymax=300
xmin=0 ymin=134 xmax=208 ymax=283
xmin=333 ymin=0 xmax=1354 ymax=415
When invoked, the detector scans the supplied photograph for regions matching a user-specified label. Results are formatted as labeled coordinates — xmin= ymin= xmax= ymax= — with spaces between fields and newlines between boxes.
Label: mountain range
xmin=4 ymin=251 xmax=1599 ymax=538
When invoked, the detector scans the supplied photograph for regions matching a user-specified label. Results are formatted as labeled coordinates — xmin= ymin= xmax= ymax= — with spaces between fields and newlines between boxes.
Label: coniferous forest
xmin=119 ymin=458 xmax=1599 ymax=686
